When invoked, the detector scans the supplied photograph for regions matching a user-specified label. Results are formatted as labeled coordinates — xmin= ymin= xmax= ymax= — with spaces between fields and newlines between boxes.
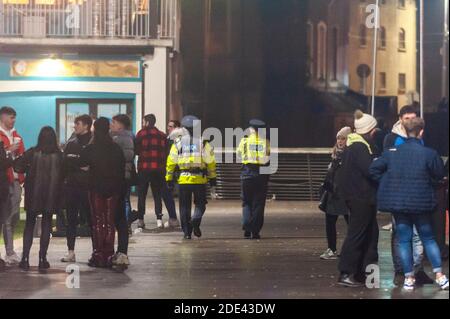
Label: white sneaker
xmin=382 ymin=223 xmax=393 ymax=231
xmin=112 ymin=253 xmax=130 ymax=266
xmin=436 ymin=275 xmax=449 ymax=290
xmin=156 ymin=219 xmax=164 ymax=229
xmin=61 ymin=251 xmax=76 ymax=263
xmin=320 ymin=248 xmax=338 ymax=260
xmin=4 ymin=252 xmax=21 ymax=265
xmin=403 ymin=277 xmax=416 ymax=291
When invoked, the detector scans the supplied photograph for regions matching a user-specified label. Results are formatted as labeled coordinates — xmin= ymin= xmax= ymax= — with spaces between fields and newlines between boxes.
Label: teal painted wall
xmin=0 ymin=92 xmax=136 ymax=148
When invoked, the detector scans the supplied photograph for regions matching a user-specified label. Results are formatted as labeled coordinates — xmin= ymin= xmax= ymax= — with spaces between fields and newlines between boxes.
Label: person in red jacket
xmin=0 ymin=106 xmax=25 ymax=266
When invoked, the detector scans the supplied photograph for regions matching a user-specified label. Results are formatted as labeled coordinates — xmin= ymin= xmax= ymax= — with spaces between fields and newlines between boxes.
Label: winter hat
xmin=336 ymin=126 xmax=352 ymax=139
xmin=181 ymin=115 xmax=200 ymax=129
xmin=94 ymin=117 xmax=110 ymax=135
xmin=354 ymin=110 xmax=377 ymax=135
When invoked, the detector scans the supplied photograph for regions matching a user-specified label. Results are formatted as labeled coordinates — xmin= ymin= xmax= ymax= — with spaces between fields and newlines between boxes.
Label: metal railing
xmin=0 ymin=0 xmax=178 ymax=40
xmin=213 ymin=149 xmax=332 ymax=201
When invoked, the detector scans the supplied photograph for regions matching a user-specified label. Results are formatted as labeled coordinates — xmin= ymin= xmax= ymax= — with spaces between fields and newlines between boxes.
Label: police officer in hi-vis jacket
xmin=237 ymin=119 xmax=271 ymax=240
xmin=166 ymin=115 xmax=217 ymax=240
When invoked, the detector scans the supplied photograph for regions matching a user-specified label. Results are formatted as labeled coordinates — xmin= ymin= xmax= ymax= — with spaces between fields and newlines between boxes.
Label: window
xmin=307 ymin=22 xmax=314 ymax=78
xmin=317 ymin=22 xmax=327 ymax=80
xmin=379 ymin=72 xmax=387 ymax=91
xmin=379 ymin=27 xmax=386 ymax=49
xmin=331 ymin=27 xmax=338 ymax=80
xmin=359 ymin=24 xmax=367 ymax=47
xmin=398 ymin=73 xmax=406 ymax=93
xmin=399 ymin=28 xmax=406 ymax=50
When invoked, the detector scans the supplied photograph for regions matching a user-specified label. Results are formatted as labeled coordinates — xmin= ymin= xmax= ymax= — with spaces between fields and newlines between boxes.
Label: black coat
xmin=63 ymin=132 xmax=92 ymax=188
xmin=323 ymin=154 xmax=349 ymax=216
xmin=14 ymin=148 xmax=64 ymax=215
xmin=340 ymin=140 xmax=377 ymax=204
xmin=79 ymin=141 xmax=126 ymax=197
xmin=0 ymin=141 xmax=13 ymax=222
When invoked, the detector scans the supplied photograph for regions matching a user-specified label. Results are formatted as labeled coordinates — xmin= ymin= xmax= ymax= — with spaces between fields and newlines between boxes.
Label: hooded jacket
xmin=340 ymin=133 xmax=377 ymax=204
xmin=383 ymin=121 xmax=407 ymax=150
xmin=111 ymin=129 xmax=135 ymax=181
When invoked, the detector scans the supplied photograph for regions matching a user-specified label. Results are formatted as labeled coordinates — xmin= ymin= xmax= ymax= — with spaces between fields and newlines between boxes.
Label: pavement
xmin=0 ymin=199 xmax=448 ymax=299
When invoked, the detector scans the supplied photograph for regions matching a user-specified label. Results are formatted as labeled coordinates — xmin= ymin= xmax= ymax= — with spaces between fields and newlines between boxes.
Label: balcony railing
xmin=0 ymin=0 xmax=178 ymax=42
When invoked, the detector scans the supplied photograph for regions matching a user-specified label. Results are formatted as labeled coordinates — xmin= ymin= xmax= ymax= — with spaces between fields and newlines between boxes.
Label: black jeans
xmin=338 ymin=200 xmax=379 ymax=275
xmin=179 ymin=184 xmax=207 ymax=236
xmin=22 ymin=212 xmax=53 ymax=259
xmin=137 ymin=171 xmax=176 ymax=220
xmin=65 ymin=185 xmax=90 ymax=251
xmin=325 ymin=214 xmax=349 ymax=252
xmin=241 ymin=175 xmax=269 ymax=235
xmin=115 ymin=195 xmax=129 ymax=255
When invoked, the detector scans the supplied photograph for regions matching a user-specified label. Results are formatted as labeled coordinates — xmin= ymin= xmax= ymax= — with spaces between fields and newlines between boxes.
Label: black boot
xmin=19 ymin=256 xmax=30 ymax=271
xmin=38 ymin=255 xmax=50 ymax=271
xmin=415 ymin=270 xmax=434 ymax=285
xmin=192 ymin=219 xmax=202 ymax=238
xmin=244 ymin=231 xmax=251 ymax=239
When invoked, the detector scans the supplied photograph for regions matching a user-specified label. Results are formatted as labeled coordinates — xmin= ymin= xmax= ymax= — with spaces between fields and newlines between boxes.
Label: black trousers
xmin=241 ymin=175 xmax=269 ymax=235
xmin=338 ymin=200 xmax=379 ymax=275
xmin=65 ymin=185 xmax=90 ymax=251
xmin=137 ymin=171 xmax=166 ymax=220
xmin=178 ymin=184 xmax=207 ymax=236
xmin=22 ymin=212 xmax=53 ymax=259
xmin=115 ymin=195 xmax=129 ymax=255
xmin=325 ymin=214 xmax=349 ymax=252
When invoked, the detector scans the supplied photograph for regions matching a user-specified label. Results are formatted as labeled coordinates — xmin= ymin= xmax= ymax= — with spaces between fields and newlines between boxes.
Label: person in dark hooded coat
xmin=14 ymin=126 xmax=64 ymax=271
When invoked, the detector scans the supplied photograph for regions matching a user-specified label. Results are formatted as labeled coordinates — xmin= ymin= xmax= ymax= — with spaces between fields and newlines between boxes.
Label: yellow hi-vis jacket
xmin=237 ymin=132 xmax=270 ymax=165
xmin=166 ymin=134 xmax=217 ymax=185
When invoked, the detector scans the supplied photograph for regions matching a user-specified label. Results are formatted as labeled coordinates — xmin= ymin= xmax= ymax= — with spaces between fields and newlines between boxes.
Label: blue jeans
xmin=394 ymin=213 xmax=442 ymax=277
xmin=392 ymin=215 xmax=424 ymax=273
xmin=125 ymin=186 xmax=132 ymax=221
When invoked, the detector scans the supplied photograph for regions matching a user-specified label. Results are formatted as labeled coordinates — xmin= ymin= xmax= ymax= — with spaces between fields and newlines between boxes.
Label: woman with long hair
xmin=79 ymin=117 xmax=126 ymax=268
xmin=319 ymin=126 xmax=351 ymax=260
xmin=14 ymin=126 xmax=64 ymax=271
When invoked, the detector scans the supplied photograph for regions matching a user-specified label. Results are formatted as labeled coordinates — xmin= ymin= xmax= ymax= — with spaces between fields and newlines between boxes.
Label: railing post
xmin=149 ymin=0 xmax=158 ymax=38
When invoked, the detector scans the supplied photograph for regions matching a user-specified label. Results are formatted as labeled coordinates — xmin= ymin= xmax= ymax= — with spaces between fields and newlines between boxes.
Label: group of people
xmin=319 ymin=106 xmax=449 ymax=291
xmin=0 ymin=105 xmax=271 ymax=272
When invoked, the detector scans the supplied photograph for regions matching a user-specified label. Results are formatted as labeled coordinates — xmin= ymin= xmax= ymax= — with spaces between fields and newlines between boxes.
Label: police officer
xmin=166 ymin=115 xmax=217 ymax=240
xmin=237 ymin=119 xmax=271 ymax=239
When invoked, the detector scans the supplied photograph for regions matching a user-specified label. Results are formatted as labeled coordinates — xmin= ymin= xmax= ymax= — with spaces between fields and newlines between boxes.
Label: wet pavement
xmin=0 ymin=200 xmax=448 ymax=299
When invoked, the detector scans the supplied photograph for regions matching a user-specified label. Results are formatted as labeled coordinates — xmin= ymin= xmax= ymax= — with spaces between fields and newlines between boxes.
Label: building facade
xmin=307 ymin=0 xmax=417 ymax=112
xmin=0 ymin=0 xmax=180 ymax=147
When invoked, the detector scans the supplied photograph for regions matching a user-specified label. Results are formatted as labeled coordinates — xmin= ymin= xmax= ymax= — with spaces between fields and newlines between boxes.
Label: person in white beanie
xmin=319 ymin=126 xmax=351 ymax=260
xmin=337 ymin=110 xmax=379 ymax=287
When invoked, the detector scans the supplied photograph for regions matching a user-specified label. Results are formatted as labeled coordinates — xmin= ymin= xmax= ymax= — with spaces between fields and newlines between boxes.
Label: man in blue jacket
xmin=370 ymin=118 xmax=449 ymax=291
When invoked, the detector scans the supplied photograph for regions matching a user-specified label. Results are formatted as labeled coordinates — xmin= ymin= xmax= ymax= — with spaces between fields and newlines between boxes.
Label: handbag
xmin=318 ymin=185 xmax=329 ymax=213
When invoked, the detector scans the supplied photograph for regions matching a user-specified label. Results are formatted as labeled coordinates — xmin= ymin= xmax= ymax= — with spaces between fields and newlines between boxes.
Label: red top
xmin=135 ymin=127 xmax=168 ymax=172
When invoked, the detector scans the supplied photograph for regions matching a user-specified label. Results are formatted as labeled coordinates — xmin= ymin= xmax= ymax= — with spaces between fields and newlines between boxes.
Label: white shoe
xmin=112 ymin=253 xmax=130 ymax=266
xmin=320 ymin=248 xmax=338 ymax=260
xmin=436 ymin=275 xmax=449 ymax=290
xmin=157 ymin=219 xmax=164 ymax=229
xmin=403 ymin=277 xmax=416 ymax=291
xmin=382 ymin=223 xmax=393 ymax=231
xmin=4 ymin=252 xmax=21 ymax=265
xmin=61 ymin=251 xmax=76 ymax=263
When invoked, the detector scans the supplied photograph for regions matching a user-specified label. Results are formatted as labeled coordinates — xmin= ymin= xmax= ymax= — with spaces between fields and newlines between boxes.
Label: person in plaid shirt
xmin=133 ymin=114 xmax=177 ymax=229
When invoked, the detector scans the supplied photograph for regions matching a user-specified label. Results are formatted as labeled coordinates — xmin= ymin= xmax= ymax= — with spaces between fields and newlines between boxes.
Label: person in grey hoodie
xmin=109 ymin=114 xmax=135 ymax=270
xmin=383 ymin=105 xmax=431 ymax=286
